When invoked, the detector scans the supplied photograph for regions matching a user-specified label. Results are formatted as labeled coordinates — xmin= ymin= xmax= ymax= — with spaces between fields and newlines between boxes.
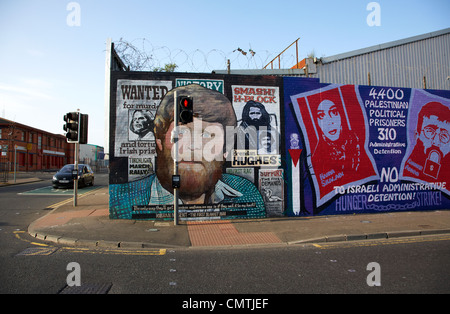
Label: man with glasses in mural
xmin=402 ymin=101 xmax=450 ymax=184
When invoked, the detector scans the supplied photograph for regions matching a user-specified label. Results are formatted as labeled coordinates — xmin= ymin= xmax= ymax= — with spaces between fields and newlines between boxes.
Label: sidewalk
xmin=0 ymin=177 xmax=43 ymax=186
xmin=28 ymin=186 xmax=450 ymax=249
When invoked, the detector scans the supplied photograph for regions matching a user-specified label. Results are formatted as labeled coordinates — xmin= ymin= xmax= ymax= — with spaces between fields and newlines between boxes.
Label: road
xmin=1 ymin=173 xmax=449 ymax=297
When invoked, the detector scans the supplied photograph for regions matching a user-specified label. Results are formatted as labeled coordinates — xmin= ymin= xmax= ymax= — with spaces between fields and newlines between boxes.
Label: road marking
xmin=16 ymin=247 xmax=58 ymax=256
xmin=14 ymin=230 xmax=50 ymax=247
xmin=313 ymin=235 xmax=450 ymax=250
xmin=60 ymin=247 xmax=167 ymax=256
xmin=31 ymin=241 xmax=49 ymax=246
xmin=43 ymin=187 xmax=103 ymax=209
xmin=59 ymin=282 xmax=112 ymax=294
xmin=13 ymin=231 xmax=166 ymax=256
xmin=45 ymin=198 xmax=73 ymax=209
xmin=19 ymin=186 xmax=101 ymax=196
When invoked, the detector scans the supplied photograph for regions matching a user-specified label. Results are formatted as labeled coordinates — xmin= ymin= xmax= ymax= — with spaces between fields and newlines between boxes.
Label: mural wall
xmin=285 ymin=78 xmax=450 ymax=216
xmin=109 ymin=72 xmax=450 ymax=220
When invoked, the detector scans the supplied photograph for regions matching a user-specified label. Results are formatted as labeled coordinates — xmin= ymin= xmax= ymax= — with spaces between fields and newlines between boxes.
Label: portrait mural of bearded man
xmin=110 ymin=84 xmax=266 ymax=220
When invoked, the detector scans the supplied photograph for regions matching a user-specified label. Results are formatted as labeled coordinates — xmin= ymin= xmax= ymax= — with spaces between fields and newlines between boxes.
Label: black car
xmin=52 ymin=164 xmax=94 ymax=189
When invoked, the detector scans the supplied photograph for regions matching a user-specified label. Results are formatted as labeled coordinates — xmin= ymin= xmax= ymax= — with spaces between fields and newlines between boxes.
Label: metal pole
xmin=173 ymin=90 xmax=179 ymax=226
xmin=263 ymin=37 xmax=300 ymax=69
xmin=73 ymin=142 xmax=78 ymax=207
xmin=14 ymin=145 xmax=17 ymax=183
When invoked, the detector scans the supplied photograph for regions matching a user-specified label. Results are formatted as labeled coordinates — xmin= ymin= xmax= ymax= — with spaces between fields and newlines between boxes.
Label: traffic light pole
xmin=173 ymin=90 xmax=179 ymax=226
xmin=63 ymin=110 xmax=88 ymax=207
xmin=72 ymin=111 xmax=80 ymax=207
xmin=73 ymin=141 xmax=79 ymax=207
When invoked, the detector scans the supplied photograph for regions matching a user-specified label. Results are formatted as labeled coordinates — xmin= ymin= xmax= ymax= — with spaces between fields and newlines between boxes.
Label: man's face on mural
xmin=418 ymin=115 xmax=450 ymax=157
xmin=317 ymin=100 xmax=342 ymax=142
xmin=249 ymin=107 xmax=262 ymax=122
xmin=259 ymin=132 xmax=272 ymax=151
xmin=156 ymin=118 xmax=226 ymax=203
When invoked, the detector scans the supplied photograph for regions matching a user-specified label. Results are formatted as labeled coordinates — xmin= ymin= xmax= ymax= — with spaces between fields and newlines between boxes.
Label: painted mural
xmin=108 ymin=72 xmax=450 ymax=220
xmin=109 ymin=74 xmax=282 ymax=220
xmin=285 ymin=78 xmax=450 ymax=216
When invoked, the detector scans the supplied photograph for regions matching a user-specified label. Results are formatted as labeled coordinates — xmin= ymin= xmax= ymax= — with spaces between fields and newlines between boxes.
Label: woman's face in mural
xmin=317 ymin=100 xmax=341 ymax=142
xmin=132 ymin=111 xmax=148 ymax=132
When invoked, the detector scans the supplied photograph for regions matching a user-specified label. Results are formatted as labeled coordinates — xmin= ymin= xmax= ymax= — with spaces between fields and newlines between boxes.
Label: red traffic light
xmin=179 ymin=96 xmax=192 ymax=109
xmin=178 ymin=96 xmax=193 ymax=124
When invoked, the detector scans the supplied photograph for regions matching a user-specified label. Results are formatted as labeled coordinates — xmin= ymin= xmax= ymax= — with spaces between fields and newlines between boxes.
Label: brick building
xmin=0 ymin=117 xmax=75 ymax=172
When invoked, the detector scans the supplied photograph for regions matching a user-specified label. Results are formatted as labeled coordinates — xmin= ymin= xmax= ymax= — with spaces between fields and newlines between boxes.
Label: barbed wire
xmin=113 ymin=38 xmax=300 ymax=72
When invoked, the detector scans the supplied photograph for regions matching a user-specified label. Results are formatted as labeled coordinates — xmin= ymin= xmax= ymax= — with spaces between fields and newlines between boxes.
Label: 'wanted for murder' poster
xmin=114 ymin=80 xmax=172 ymax=181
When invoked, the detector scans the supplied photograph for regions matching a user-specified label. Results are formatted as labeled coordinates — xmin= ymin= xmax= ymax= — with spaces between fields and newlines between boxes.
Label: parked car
xmin=52 ymin=164 xmax=94 ymax=189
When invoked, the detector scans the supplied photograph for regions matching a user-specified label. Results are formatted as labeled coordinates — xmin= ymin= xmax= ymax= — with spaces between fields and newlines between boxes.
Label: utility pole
xmin=173 ymin=90 xmax=179 ymax=225
xmin=172 ymin=91 xmax=193 ymax=226
xmin=73 ymin=141 xmax=79 ymax=207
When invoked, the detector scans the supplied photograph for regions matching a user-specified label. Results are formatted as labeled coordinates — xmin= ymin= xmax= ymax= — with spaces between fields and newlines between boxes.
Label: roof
xmin=0 ymin=117 xmax=65 ymax=138
xmin=320 ymin=28 xmax=450 ymax=64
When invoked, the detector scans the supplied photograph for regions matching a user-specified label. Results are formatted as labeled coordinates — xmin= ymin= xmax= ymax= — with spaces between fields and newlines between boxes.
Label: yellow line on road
xmin=14 ymin=230 xmax=49 ymax=246
xmin=45 ymin=187 xmax=103 ymax=209
xmin=61 ymin=246 xmax=167 ymax=256
xmin=313 ymin=235 xmax=450 ymax=250
xmin=46 ymin=198 xmax=73 ymax=209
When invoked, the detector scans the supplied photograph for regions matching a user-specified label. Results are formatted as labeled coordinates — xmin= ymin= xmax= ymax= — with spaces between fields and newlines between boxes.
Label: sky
xmin=0 ymin=0 xmax=449 ymax=148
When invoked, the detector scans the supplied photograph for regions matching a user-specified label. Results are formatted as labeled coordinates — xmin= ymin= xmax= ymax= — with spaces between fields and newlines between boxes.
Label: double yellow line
xmin=46 ymin=198 xmax=73 ymax=210
xmin=312 ymin=234 xmax=450 ymax=250
xmin=61 ymin=247 xmax=167 ymax=256
xmin=14 ymin=231 xmax=166 ymax=256
xmin=14 ymin=230 xmax=49 ymax=247
xmin=45 ymin=187 xmax=103 ymax=210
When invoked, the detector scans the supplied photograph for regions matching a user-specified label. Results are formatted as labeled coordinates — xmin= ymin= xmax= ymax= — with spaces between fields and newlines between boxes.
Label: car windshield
xmin=59 ymin=165 xmax=83 ymax=173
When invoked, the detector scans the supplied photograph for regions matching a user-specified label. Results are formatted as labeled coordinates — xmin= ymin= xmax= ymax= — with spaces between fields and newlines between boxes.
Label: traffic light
xmin=64 ymin=112 xmax=80 ymax=143
xmin=63 ymin=112 xmax=88 ymax=144
xmin=178 ymin=96 xmax=193 ymax=124
xmin=79 ymin=114 xmax=88 ymax=144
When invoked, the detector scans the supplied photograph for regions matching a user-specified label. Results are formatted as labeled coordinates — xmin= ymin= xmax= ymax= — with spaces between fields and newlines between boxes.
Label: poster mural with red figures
xmin=286 ymin=79 xmax=450 ymax=216
xmin=290 ymin=84 xmax=379 ymax=207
